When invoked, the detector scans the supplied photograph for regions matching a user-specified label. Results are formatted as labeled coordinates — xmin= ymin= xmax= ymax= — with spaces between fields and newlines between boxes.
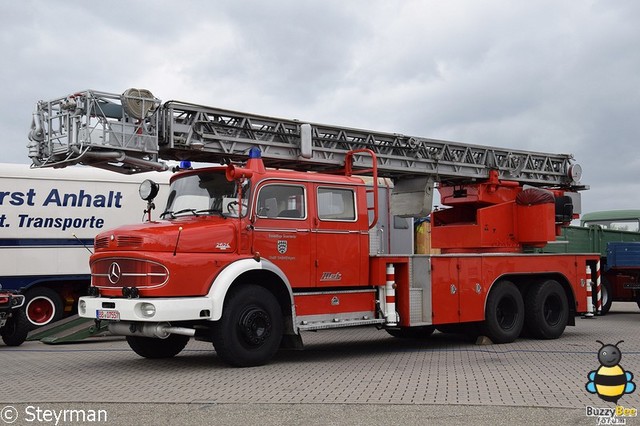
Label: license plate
xmin=96 ymin=309 xmax=120 ymax=320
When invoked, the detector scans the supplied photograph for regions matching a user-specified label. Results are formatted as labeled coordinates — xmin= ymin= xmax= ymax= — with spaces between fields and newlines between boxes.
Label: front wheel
xmin=126 ymin=334 xmax=190 ymax=359
xmin=480 ymin=280 xmax=524 ymax=344
xmin=1 ymin=310 xmax=29 ymax=346
xmin=524 ymin=279 xmax=568 ymax=339
xmin=212 ymin=285 xmax=283 ymax=367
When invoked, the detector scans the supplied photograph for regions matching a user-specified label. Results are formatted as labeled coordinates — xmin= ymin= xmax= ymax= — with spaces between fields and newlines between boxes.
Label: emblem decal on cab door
xmin=277 ymin=240 xmax=288 ymax=254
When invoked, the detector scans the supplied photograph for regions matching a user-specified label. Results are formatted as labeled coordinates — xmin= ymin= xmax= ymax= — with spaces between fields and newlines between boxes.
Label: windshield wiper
xmin=195 ymin=208 xmax=225 ymax=217
xmin=174 ymin=208 xmax=198 ymax=216
xmin=161 ymin=208 xmax=198 ymax=219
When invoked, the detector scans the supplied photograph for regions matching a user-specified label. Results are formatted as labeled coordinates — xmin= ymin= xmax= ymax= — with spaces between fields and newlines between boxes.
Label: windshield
xmin=162 ymin=171 xmax=250 ymax=218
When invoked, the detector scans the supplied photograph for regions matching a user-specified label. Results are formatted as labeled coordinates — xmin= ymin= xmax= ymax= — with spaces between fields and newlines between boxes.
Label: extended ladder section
xmin=28 ymin=89 xmax=583 ymax=190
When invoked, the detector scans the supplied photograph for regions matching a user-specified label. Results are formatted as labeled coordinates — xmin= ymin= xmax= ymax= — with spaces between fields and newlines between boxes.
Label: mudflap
xmin=280 ymin=333 xmax=304 ymax=350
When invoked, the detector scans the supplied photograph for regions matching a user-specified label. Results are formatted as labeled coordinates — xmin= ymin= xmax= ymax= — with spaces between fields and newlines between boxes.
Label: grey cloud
xmin=1 ymin=0 xmax=639 ymax=214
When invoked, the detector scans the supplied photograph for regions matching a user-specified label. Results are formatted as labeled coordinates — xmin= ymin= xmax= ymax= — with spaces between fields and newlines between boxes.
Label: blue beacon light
xmin=248 ymin=147 xmax=262 ymax=159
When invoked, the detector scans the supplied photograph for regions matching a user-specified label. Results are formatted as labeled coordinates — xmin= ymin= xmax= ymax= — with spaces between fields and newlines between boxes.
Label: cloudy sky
xmin=1 ymin=0 xmax=639 ymax=214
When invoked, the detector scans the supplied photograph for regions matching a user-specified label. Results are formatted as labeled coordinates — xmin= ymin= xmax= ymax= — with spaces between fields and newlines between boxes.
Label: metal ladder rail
xmin=29 ymin=90 xmax=581 ymax=188
xmin=160 ymin=101 xmax=577 ymax=187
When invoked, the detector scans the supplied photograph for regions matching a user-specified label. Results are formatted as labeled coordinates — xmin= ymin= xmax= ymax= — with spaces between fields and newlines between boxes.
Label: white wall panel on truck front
xmin=1 ymin=247 xmax=91 ymax=276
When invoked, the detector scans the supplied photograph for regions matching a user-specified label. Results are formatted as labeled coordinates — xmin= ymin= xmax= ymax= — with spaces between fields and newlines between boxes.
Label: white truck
xmin=0 ymin=164 xmax=168 ymax=332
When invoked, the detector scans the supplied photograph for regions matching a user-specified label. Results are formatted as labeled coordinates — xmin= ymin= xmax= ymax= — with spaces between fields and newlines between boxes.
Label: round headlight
xmin=79 ymin=300 xmax=86 ymax=315
xmin=139 ymin=179 xmax=160 ymax=201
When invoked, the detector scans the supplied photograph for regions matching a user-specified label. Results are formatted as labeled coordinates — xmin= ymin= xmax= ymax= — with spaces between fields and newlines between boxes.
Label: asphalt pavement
xmin=2 ymin=302 xmax=639 ymax=426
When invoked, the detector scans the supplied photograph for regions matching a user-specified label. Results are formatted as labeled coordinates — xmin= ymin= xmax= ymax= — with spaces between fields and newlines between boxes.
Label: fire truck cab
xmin=82 ymin=148 xmax=384 ymax=366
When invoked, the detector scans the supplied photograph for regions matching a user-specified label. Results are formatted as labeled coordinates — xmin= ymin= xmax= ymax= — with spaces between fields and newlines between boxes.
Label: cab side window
xmin=256 ymin=184 xmax=306 ymax=219
xmin=317 ymin=187 xmax=356 ymax=221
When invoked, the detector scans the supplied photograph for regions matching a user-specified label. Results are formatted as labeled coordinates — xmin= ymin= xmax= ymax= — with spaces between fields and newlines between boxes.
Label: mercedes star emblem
xmin=108 ymin=262 xmax=121 ymax=284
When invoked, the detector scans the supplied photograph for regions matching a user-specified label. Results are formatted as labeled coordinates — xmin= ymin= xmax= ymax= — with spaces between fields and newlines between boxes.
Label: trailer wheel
xmin=386 ymin=326 xmax=435 ymax=339
xmin=126 ymin=334 xmax=190 ymax=359
xmin=524 ymin=279 xmax=568 ymax=339
xmin=480 ymin=280 xmax=524 ymax=344
xmin=599 ymin=277 xmax=613 ymax=315
xmin=25 ymin=287 xmax=64 ymax=327
xmin=1 ymin=309 xmax=29 ymax=346
xmin=212 ymin=285 xmax=283 ymax=367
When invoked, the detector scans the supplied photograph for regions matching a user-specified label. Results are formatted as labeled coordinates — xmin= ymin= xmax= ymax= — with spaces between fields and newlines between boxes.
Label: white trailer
xmin=0 ymin=164 xmax=169 ymax=328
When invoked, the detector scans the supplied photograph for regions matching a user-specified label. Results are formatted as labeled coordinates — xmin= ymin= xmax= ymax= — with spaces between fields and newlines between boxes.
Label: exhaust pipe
xmin=108 ymin=321 xmax=196 ymax=339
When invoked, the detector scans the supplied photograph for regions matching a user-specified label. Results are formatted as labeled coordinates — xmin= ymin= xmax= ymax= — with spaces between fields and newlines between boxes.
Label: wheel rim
xmin=238 ymin=307 xmax=272 ymax=346
xmin=543 ymin=294 xmax=562 ymax=326
xmin=26 ymin=297 xmax=55 ymax=325
xmin=496 ymin=296 xmax=518 ymax=330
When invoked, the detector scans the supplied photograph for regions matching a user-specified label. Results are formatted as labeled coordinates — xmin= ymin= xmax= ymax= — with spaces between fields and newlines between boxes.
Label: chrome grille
xmin=91 ymin=258 xmax=169 ymax=289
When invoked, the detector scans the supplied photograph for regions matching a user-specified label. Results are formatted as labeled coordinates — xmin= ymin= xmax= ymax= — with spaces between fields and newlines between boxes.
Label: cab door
xmin=313 ymin=184 xmax=364 ymax=287
xmin=252 ymin=182 xmax=312 ymax=289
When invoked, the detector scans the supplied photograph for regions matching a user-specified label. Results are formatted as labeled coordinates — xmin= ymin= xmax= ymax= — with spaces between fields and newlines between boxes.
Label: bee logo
xmin=586 ymin=340 xmax=636 ymax=404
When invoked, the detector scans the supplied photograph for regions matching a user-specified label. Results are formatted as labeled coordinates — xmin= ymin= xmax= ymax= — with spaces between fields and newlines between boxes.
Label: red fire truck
xmin=28 ymin=89 xmax=598 ymax=366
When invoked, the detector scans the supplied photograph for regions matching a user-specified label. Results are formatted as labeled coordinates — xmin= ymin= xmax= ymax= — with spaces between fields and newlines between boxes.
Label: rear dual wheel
xmin=481 ymin=279 xmax=569 ymax=343
xmin=480 ymin=280 xmax=524 ymax=344
xmin=524 ymin=279 xmax=568 ymax=339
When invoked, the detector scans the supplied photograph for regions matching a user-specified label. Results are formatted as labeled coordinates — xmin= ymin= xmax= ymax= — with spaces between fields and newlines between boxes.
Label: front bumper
xmin=78 ymin=296 xmax=214 ymax=322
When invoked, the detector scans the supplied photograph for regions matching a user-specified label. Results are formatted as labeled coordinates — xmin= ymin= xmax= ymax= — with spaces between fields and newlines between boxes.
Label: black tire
xmin=1 ymin=309 xmax=29 ymax=346
xmin=524 ymin=279 xmax=568 ymax=339
xmin=386 ymin=325 xmax=435 ymax=339
xmin=24 ymin=287 xmax=64 ymax=327
xmin=598 ymin=276 xmax=613 ymax=315
xmin=212 ymin=285 xmax=283 ymax=367
xmin=126 ymin=334 xmax=190 ymax=359
xmin=480 ymin=280 xmax=524 ymax=344
xmin=635 ymin=291 xmax=640 ymax=311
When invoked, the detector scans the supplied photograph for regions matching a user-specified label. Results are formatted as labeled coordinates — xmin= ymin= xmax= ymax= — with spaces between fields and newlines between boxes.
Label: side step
xmin=294 ymin=288 xmax=384 ymax=331
xmin=298 ymin=314 xmax=385 ymax=331
xmin=27 ymin=315 xmax=110 ymax=344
